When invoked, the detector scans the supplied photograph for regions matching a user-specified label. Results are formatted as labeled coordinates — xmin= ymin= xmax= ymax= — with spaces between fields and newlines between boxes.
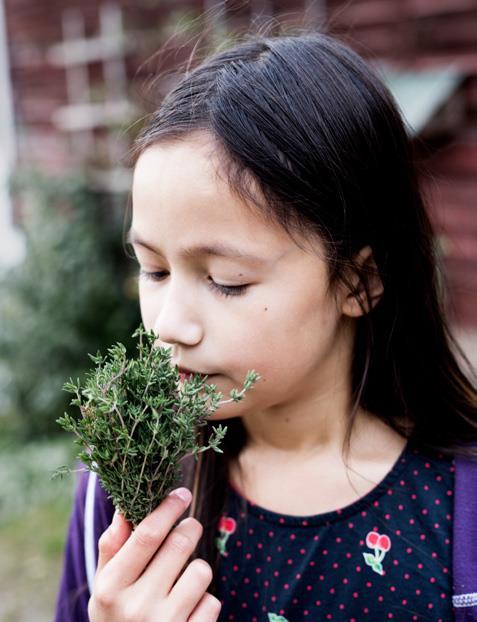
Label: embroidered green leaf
xmin=215 ymin=536 xmax=227 ymax=556
xmin=363 ymin=552 xmax=376 ymax=567
xmin=363 ymin=552 xmax=385 ymax=575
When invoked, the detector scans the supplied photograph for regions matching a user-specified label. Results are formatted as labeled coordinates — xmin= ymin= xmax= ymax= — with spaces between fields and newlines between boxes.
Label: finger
xmin=96 ymin=510 xmax=132 ymax=575
xmin=166 ymin=558 xmax=214 ymax=619
xmin=100 ymin=488 xmax=192 ymax=588
xmin=138 ymin=516 xmax=203 ymax=598
xmin=187 ymin=593 xmax=222 ymax=622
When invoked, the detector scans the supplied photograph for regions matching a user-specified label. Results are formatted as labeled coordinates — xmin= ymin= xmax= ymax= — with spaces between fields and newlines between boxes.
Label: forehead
xmin=131 ymin=136 xmax=305 ymax=258
xmin=133 ymin=135 xmax=258 ymax=221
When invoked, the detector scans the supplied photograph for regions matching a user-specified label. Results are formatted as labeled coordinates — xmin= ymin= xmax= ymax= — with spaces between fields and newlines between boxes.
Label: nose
xmin=152 ymin=277 xmax=203 ymax=348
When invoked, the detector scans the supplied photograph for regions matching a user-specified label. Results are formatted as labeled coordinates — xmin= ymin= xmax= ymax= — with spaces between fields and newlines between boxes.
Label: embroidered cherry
xmin=366 ymin=531 xmax=380 ymax=549
xmin=377 ymin=534 xmax=391 ymax=552
xmin=363 ymin=531 xmax=392 ymax=576
xmin=215 ymin=515 xmax=237 ymax=556
xmin=219 ymin=516 xmax=236 ymax=534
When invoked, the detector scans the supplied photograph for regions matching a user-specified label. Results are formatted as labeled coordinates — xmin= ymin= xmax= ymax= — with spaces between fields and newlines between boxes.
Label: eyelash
xmin=138 ymin=270 xmax=249 ymax=298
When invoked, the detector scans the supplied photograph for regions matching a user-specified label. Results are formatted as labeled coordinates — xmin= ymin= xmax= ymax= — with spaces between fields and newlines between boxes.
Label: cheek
xmin=230 ymin=291 xmax=338 ymax=381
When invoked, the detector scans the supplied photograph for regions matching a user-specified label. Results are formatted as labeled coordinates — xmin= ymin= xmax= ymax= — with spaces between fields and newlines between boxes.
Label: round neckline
xmin=227 ymin=440 xmax=412 ymax=527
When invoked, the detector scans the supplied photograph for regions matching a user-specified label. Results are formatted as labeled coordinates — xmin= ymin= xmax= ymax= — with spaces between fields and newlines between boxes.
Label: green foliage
xmin=0 ymin=447 xmax=74 ymax=621
xmin=54 ymin=324 xmax=261 ymax=527
xmin=0 ymin=436 xmax=75 ymax=526
xmin=0 ymin=171 xmax=140 ymax=440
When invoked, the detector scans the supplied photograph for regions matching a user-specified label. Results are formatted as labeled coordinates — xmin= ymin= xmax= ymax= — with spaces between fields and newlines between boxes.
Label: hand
xmin=88 ymin=488 xmax=222 ymax=621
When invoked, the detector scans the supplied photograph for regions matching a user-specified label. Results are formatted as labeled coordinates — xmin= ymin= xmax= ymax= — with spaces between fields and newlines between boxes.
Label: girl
xmin=54 ymin=31 xmax=477 ymax=622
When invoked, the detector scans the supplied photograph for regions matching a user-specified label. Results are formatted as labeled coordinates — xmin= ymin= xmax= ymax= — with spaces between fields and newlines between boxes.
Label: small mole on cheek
xmin=264 ymin=307 xmax=268 ymax=311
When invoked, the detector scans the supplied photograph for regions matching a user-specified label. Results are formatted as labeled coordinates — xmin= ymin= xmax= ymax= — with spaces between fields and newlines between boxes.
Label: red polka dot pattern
xmin=214 ymin=442 xmax=454 ymax=621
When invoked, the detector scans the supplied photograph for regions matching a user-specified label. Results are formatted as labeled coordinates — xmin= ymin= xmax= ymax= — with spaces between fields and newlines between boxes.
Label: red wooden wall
xmin=327 ymin=0 xmax=477 ymax=328
xmin=4 ymin=0 xmax=477 ymax=327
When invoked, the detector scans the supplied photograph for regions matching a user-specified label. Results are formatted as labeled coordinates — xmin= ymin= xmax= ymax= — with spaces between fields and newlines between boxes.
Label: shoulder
xmin=80 ymin=467 xmax=116 ymax=589
xmin=54 ymin=464 xmax=115 ymax=622
xmin=70 ymin=464 xmax=116 ymax=541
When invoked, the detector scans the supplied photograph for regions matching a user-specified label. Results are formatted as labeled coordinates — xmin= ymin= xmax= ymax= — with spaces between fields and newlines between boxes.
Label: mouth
xmin=177 ymin=367 xmax=215 ymax=382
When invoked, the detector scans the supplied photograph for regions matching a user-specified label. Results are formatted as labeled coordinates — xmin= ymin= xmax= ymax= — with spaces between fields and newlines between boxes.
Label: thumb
xmin=96 ymin=510 xmax=132 ymax=575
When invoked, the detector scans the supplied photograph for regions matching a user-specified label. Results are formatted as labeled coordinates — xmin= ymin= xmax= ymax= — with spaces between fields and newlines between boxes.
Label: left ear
xmin=341 ymin=245 xmax=384 ymax=318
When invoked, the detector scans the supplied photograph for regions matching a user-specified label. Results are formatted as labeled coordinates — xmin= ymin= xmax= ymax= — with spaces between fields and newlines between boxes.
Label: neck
xmin=240 ymin=382 xmax=365 ymax=459
xmin=238 ymin=389 xmax=409 ymax=469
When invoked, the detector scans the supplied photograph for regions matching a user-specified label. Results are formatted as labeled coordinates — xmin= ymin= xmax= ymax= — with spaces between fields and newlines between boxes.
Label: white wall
xmin=0 ymin=0 xmax=25 ymax=268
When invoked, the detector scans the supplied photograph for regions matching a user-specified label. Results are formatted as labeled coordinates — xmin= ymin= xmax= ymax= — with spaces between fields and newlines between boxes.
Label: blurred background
xmin=0 ymin=0 xmax=476 ymax=620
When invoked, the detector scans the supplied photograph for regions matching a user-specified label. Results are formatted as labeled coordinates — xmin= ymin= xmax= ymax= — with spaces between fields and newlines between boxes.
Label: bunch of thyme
xmin=53 ymin=324 xmax=260 ymax=527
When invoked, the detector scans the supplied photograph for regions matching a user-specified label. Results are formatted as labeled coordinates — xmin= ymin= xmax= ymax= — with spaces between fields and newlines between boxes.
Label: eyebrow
xmin=126 ymin=228 xmax=266 ymax=263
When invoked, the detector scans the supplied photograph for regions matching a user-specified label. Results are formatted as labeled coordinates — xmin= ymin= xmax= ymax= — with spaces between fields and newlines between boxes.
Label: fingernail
xmin=169 ymin=487 xmax=192 ymax=504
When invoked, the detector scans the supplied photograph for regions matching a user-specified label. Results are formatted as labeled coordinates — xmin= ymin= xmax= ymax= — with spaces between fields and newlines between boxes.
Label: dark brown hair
xmin=127 ymin=31 xmax=477 ymax=595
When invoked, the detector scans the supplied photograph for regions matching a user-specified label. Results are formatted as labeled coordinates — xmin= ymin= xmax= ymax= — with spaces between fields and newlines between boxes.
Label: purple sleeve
xmin=452 ymin=443 xmax=477 ymax=622
xmin=54 ymin=463 xmax=115 ymax=622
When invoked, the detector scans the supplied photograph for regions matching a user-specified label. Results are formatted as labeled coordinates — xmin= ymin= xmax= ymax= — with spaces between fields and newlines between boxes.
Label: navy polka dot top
xmin=214 ymin=441 xmax=454 ymax=621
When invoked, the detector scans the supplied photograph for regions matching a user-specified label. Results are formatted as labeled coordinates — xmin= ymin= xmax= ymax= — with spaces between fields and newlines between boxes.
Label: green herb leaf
xmin=56 ymin=323 xmax=261 ymax=527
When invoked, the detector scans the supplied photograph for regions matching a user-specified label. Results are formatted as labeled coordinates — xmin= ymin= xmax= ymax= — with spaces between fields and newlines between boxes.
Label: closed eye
xmin=138 ymin=270 xmax=249 ymax=298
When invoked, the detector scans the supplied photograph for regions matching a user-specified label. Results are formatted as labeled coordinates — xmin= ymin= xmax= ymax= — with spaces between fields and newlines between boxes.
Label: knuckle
xmin=187 ymin=517 xmax=204 ymax=535
xmin=168 ymin=530 xmax=195 ymax=554
xmin=178 ymin=516 xmax=204 ymax=538
xmin=190 ymin=558 xmax=213 ymax=583
xmin=205 ymin=593 xmax=222 ymax=614
xmin=91 ymin=584 xmax=114 ymax=609
xmin=122 ymin=601 xmax=145 ymax=622
xmin=134 ymin=526 xmax=162 ymax=548
xmin=97 ymin=530 xmax=112 ymax=552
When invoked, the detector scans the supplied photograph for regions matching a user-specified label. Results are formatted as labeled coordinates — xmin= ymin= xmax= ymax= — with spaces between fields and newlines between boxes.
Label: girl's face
xmin=130 ymin=132 xmax=358 ymax=423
